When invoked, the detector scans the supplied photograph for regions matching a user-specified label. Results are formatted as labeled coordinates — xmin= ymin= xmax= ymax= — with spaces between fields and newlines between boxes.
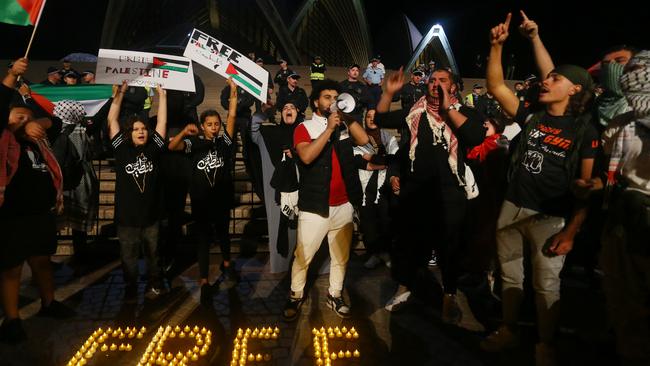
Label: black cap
xmin=473 ymin=83 xmax=484 ymax=89
xmin=47 ymin=66 xmax=60 ymax=74
xmin=81 ymin=70 xmax=94 ymax=76
xmin=62 ymin=58 xmax=71 ymax=63
xmin=279 ymin=59 xmax=287 ymax=64
xmin=370 ymin=56 xmax=380 ymax=62
xmin=64 ymin=71 xmax=78 ymax=78
xmin=412 ymin=70 xmax=424 ymax=76
xmin=287 ymin=72 xmax=300 ymax=79
xmin=313 ymin=55 xmax=321 ymax=60
xmin=348 ymin=63 xmax=361 ymax=70
xmin=255 ymin=57 xmax=263 ymax=63
xmin=524 ymin=74 xmax=538 ymax=82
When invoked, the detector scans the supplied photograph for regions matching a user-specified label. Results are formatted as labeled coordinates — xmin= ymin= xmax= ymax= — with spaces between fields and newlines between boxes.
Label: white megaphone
xmin=329 ymin=93 xmax=356 ymax=114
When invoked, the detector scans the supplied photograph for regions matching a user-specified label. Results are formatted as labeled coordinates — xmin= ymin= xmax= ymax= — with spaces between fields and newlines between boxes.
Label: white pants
xmin=290 ymin=202 xmax=354 ymax=298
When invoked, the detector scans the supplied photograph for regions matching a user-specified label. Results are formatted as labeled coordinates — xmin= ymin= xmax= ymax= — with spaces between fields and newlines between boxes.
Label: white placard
xmin=183 ymin=29 xmax=269 ymax=103
xmin=95 ymin=49 xmax=196 ymax=92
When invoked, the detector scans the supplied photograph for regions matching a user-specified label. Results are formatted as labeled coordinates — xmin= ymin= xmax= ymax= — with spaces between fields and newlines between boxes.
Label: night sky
xmin=1 ymin=0 xmax=647 ymax=80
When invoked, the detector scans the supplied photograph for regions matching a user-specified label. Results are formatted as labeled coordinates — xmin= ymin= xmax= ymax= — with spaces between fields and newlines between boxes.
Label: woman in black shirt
xmin=168 ymin=78 xmax=238 ymax=300
xmin=107 ymin=81 xmax=168 ymax=303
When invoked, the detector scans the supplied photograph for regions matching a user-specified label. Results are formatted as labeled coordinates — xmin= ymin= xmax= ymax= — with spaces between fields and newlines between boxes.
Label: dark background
xmin=1 ymin=0 xmax=647 ymax=79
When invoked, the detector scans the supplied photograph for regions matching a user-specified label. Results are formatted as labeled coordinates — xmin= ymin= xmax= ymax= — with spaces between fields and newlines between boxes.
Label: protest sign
xmin=184 ymin=29 xmax=269 ymax=103
xmin=95 ymin=49 xmax=195 ymax=92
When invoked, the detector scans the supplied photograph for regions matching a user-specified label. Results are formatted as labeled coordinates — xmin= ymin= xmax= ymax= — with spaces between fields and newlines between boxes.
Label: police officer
xmin=276 ymin=72 xmax=308 ymax=120
xmin=339 ymin=63 xmax=373 ymax=124
xmin=309 ymin=56 xmax=326 ymax=89
xmin=396 ymin=69 xmax=427 ymax=111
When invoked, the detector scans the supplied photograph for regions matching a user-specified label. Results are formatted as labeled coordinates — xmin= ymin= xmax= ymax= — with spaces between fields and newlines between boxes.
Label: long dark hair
xmin=565 ymin=88 xmax=595 ymax=116
xmin=121 ymin=114 xmax=149 ymax=145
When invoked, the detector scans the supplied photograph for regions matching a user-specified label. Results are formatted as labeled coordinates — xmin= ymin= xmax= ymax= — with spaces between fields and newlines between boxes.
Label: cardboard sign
xmin=95 ymin=49 xmax=196 ymax=92
xmin=184 ymin=29 xmax=269 ymax=103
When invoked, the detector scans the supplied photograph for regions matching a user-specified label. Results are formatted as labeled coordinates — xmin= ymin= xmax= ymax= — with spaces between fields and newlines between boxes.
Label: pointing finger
xmin=520 ymin=10 xmax=529 ymax=21
xmin=504 ymin=12 xmax=512 ymax=28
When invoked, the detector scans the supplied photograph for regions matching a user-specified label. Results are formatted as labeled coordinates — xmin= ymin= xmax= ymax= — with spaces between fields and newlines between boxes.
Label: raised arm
xmin=168 ymin=123 xmax=198 ymax=151
xmin=295 ymin=113 xmax=340 ymax=165
xmin=346 ymin=118 xmax=370 ymax=146
xmin=486 ymin=13 xmax=520 ymax=117
xmin=225 ymin=78 xmax=237 ymax=138
xmin=107 ymin=81 xmax=127 ymax=139
xmin=519 ymin=10 xmax=554 ymax=79
xmin=154 ymin=85 xmax=167 ymax=139
xmin=377 ymin=67 xmax=405 ymax=113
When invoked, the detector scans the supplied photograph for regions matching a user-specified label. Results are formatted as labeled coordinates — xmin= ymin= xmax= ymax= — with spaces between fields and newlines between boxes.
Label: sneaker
xmin=480 ymin=325 xmax=519 ymax=352
xmin=384 ymin=290 xmax=411 ymax=312
xmin=441 ymin=294 xmax=462 ymax=325
xmin=282 ymin=296 xmax=305 ymax=322
xmin=326 ymin=294 xmax=351 ymax=318
xmin=364 ymin=255 xmax=382 ymax=269
xmin=535 ymin=342 xmax=557 ymax=366
xmin=144 ymin=285 xmax=167 ymax=300
xmin=218 ymin=263 xmax=239 ymax=290
xmin=0 ymin=318 xmax=27 ymax=344
xmin=37 ymin=300 xmax=76 ymax=319
xmin=428 ymin=250 xmax=438 ymax=266
xmin=378 ymin=253 xmax=392 ymax=268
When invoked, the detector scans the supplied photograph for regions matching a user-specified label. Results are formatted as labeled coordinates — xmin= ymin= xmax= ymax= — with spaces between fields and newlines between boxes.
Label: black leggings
xmin=391 ymin=184 xmax=467 ymax=295
xmin=195 ymin=207 xmax=231 ymax=279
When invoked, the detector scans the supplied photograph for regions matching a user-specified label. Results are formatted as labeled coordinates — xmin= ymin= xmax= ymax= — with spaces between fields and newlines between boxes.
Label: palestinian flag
xmin=29 ymin=84 xmax=113 ymax=117
xmin=0 ymin=0 xmax=46 ymax=26
xmin=226 ymin=63 xmax=262 ymax=97
xmin=152 ymin=56 xmax=189 ymax=73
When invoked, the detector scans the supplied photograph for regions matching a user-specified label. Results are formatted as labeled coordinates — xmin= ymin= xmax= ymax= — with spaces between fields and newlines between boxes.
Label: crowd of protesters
xmin=0 ymin=10 xmax=648 ymax=366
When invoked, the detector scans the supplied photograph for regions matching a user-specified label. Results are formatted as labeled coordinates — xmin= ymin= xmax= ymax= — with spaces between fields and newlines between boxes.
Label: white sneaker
xmin=428 ymin=250 xmax=438 ymax=266
xmin=364 ymin=255 xmax=382 ymax=269
xmin=384 ymin=291 xmax=411 ymax=312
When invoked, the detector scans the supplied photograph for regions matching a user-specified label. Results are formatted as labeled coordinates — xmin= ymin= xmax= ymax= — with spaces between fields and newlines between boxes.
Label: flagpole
xmin=23 ymin=0 xmax=47 ymax=58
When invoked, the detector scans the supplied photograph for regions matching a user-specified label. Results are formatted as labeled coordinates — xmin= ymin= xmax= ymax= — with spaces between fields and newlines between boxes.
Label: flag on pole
xmin=29 ymin=84 xmax=113 ymax=117
xmin=0 ymin=0 xmax=46 ymax=26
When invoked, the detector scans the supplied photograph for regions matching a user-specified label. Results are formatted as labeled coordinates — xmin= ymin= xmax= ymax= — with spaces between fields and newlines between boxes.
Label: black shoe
xmin=37 ymin=300 xmax=76 ymax=319
xmin=218 ymin=264 xmax=239 ymax=290
xmin=0 ymin=318 xmax=27 ymax=344
xmin=124 ymin=284 xmax=138 ymax=305
xmin=282 ymin=296 xmax=304 ymax=322
xmin=326 ymin=294 xmax=351 ymax=318
xmin=200 ymin=284 xmax=213 ymax=306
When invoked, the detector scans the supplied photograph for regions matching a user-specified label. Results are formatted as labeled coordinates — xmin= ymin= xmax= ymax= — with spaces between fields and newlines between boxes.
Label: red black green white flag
xmin=0 ymin=0 xmax=46 ymax=26
xmin=152 ymin=56 xmax=189 ymax=73
xmin=29 ymin=84 xmax=113 ymax=117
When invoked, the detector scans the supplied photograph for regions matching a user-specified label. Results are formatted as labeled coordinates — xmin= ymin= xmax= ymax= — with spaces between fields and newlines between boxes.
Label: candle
xmin=353 ymin=349 xmax=360 ymax=357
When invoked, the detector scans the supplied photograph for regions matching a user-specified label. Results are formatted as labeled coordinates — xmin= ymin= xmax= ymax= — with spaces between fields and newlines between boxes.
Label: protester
xmin=251 ymin=102 xmax=301 ymax=273
xmin=376 ymin=67 xmax=485 ymax=324
xmin=282 ymin=79 xmax=369 ymax=321
xmin=481 ymin=13 xmax=599 ymax=365
xmin=107 ymin=81 xmax=168 ymax=304
xmin=0 ymin=58 xmax=75 ymax=344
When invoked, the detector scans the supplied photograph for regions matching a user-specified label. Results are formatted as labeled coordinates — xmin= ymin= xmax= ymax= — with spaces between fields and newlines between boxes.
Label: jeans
xmin=117 ymin=222 xmax=162 ymax=286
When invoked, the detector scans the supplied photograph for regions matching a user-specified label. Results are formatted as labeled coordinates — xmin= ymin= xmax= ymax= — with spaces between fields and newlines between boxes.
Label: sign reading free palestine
xmin=183 ymin=28 xmax=269 ymax=103
xmin=95 ymin=49 xmax=196 ymax=92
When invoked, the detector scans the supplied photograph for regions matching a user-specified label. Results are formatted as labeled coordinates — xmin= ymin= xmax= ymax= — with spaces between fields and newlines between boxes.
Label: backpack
xmin=52 ymin=124 xmax=84 ymax=190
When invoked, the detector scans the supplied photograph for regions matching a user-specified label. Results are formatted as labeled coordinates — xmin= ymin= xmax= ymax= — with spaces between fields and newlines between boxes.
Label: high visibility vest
xmin=310 ymin=63 xmax=325 ymax=80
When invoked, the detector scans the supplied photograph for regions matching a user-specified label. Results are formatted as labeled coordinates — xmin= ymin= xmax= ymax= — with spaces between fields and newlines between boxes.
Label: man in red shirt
xmin=282 ymin=80 xmax=369 ymax=321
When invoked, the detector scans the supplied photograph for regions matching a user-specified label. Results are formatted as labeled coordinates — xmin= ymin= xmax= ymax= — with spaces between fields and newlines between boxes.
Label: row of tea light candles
xmin=65 ymin=325 xmax=212 ymax=366
xmin=312 ymin=327 xmax=360 ymax=366
xmin=230 ymin=327 xmax=279 ymax=365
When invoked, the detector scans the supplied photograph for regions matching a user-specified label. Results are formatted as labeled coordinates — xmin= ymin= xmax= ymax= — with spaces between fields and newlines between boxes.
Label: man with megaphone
xmin=282 ymin=80 xmax=369 ymax=321
xmin=376 ymin=67 xmax=487 ymax=326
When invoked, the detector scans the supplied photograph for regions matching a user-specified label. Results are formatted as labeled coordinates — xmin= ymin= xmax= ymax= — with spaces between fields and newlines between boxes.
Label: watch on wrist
xmin=447 ymin=103 xmax=461 ymax=111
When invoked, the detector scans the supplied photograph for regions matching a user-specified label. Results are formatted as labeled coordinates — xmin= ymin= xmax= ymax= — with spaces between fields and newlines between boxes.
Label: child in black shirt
xmin=168 ymin=78 xmax=238 ymax=299
xmin=107 ymin=81 xmax=168 ymax=303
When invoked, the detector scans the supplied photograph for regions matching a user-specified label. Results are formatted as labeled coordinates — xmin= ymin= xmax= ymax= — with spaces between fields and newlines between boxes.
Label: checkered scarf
xmin=54 ymin=100 xmax=86 ymax=125
xmin=405 ymin=95 xmax=461 ymax=181
xmin=607 ymin=50 xmax=650 ymax=199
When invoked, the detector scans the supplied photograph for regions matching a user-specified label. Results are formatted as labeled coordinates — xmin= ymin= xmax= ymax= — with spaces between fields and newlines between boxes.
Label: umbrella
xmin=60 ymin=53 xmax=98 ymax=62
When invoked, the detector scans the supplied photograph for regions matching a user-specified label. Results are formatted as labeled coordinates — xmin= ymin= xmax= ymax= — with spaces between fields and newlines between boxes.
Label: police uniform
xmin=398 ymin=81 xmax=427 ymax=111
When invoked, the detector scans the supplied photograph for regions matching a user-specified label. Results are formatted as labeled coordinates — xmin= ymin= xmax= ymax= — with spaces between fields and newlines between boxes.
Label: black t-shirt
xmin=506 ymin=105 xmax=599 ymax=215
xmin=111 ymin=131 xmax=165 ymax=227
xmin=184 ymin=131 xmax=234 ymax=199
xmin=0 ymin=142 xmax=56 ymax=217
